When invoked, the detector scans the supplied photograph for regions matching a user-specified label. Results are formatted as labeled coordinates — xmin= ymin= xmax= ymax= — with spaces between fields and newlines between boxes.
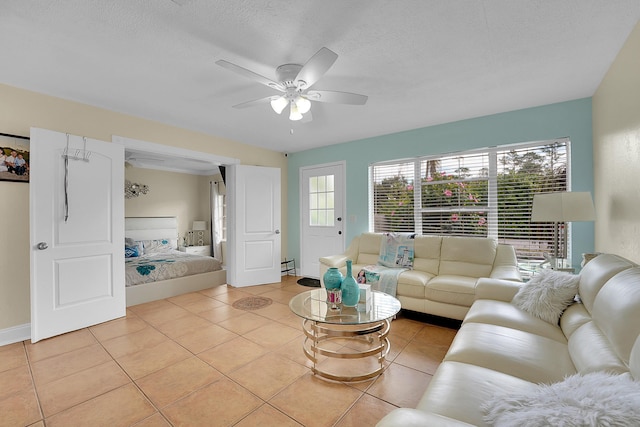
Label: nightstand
xmin=179 ymin=245 xmax=211 ymax=256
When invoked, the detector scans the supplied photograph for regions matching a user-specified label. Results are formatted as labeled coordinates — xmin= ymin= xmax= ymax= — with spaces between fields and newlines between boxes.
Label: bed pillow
xmin=511 ymin=268 xmax=579 ymax=325
xmin=482 ymin=372 xmax=640 ymax=427
xmin=141 ymin=239 xmax=175 ymax=254
xmin=124 ymin=245 xmax=141 ymax=258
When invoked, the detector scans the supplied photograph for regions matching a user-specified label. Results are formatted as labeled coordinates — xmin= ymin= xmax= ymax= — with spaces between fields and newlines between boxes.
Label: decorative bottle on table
xmin=323 ymin=267 xmax=343 ymax=309
xmin=341 ymin=259 xmax=360 ymax=307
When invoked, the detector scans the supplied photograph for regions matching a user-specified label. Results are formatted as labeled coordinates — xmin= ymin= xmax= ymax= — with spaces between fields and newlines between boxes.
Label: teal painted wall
xmin=288 ymin=98 xmax=594 ymax=272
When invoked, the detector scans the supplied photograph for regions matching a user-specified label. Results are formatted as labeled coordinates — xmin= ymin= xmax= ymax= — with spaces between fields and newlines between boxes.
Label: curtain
xmin=210 ymin=180 xmax=223 ymax=262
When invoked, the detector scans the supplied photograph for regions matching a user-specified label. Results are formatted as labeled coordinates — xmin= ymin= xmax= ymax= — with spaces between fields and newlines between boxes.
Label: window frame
xmin=369 ymin=138 xmax=571 ymax=269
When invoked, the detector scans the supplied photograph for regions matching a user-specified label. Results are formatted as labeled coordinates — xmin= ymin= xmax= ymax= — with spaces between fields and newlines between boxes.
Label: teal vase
xmin=341 ymin=260 xmax=359 ymax=307
xmin=323 ymin=267 xmax=343 ymax=290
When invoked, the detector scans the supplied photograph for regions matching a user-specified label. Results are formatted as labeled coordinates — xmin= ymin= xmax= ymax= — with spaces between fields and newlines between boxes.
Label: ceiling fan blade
xmin=306 ymin=90 xmax=368 ymax=105
xmin=232 ymin=96 xmax=278 ymax=109
xmin=295 ymin=47 xmax=338 ymax=89
xmin=216 ymin=59 xmax=285 ymax=92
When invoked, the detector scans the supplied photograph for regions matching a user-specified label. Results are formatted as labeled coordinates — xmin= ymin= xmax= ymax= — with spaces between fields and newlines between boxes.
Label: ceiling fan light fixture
xmin=295 ymin=96 xmax=311 ymax=114
xmin=289 ymin=101 xmax=303 ymax=121
xmin=270 ymin=96 xmax=288 ymax=114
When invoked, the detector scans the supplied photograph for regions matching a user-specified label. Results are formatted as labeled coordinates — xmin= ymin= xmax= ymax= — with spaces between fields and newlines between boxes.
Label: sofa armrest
xmin=376 ymin=408 xmax=475 ymax=427
xmin=319 ymin=235 xmax=361 ymax=286
xmin=475 ymin=277 xmax=523 ymax=302
xmin=490 ymin=245 xmax=523 ymax=281
xmin=319 ymin=254 xmax=350 ymax=268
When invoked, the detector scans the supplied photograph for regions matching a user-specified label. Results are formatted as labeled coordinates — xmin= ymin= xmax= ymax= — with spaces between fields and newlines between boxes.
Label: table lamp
xmin=192 ymin=221 xmax=207 ymax=246
xmin=531 ymin=192 xmax=595 ymax=269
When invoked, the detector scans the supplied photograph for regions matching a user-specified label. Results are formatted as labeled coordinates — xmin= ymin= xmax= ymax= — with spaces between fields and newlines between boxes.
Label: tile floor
xmin=0 ymin=275 xmax=458 ymax=427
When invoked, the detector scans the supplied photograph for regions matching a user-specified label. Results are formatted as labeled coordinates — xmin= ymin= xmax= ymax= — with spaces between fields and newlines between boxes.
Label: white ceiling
xmin=1 ymin=1 xmax=639 ymax=154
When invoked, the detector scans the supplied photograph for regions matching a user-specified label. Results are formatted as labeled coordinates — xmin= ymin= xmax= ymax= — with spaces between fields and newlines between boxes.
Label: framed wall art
xmin=0 ymin=133 xmax=30 ymax=183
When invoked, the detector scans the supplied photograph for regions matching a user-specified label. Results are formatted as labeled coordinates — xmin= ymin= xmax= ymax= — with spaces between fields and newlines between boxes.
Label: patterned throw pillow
xmin=125 ymin=245 xmax=140 ymax=258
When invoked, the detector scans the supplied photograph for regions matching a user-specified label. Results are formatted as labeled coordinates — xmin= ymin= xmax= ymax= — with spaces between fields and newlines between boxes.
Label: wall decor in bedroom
xmin=125 ymin=179 xmax=150 ymax=198
xmin=0 ymin=133 xmax=30 ymax=183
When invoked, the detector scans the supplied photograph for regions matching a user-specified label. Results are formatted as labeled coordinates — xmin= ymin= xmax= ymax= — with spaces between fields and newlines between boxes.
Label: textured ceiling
xmin=1 ymin=1 xmax=639 ymax=154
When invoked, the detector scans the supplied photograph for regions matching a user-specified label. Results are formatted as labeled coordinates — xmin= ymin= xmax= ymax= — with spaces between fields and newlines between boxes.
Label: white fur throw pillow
xmin=511 ymin=268 xmax=579 ymax=324
xmin=482 ymin=372 xmax=640 ymax=427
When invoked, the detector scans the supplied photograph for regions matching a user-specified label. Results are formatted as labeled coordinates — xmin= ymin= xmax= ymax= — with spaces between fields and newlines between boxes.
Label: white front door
xmin=300 ymin=162 xmax=345 ymax=278
xmin=30 ymin=128 xmax=125 ymax=343
xmin=227 ymin=165 xmax=281 ymax=287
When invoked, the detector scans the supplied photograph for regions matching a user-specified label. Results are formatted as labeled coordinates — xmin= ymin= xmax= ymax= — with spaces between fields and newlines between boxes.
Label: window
xmin=309 ymin=174 xmax=335 ymax=227
xmin=370 ymin=139 xmax=569 ymax=269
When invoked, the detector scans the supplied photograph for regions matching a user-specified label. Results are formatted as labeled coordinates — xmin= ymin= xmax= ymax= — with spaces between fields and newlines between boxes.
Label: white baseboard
xmin=0 ymin=323 xmax=30 ymax=346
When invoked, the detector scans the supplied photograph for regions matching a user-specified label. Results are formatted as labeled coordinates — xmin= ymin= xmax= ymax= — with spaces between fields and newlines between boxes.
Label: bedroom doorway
xmin=114 ymin=135 xmax=239 ymax=258
xmin=112 ymin=135 xmax=281 ymax=286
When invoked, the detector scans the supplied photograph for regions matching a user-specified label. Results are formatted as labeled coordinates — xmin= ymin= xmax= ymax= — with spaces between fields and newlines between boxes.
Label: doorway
xmin=299 ymin=162 xmax=346 ymax=278
xmin=114 ymin=135 xmax=238 ymax=261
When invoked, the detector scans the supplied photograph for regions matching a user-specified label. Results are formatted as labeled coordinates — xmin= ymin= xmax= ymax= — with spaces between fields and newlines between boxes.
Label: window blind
xmin=370 ymin=139 xmax=569 ymax=270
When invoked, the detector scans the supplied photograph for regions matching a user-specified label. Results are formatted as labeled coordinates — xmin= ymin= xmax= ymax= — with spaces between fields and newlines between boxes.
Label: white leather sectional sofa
xmin=319 ymin=233 xmax=522 ymax=320
xmin=376 ymin=253 xmax=640 ymax=426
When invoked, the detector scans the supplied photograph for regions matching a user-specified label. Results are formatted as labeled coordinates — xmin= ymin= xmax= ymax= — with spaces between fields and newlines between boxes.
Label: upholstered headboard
xmin=125 ymin=217 xmax=179 ymax=248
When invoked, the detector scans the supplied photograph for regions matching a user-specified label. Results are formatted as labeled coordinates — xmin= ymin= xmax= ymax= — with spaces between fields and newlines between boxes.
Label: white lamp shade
xmin=295 ymin=96 xmax=311 ymax=114
xmin=270 ymin=96 xmax=288 ymax=114
xmin=289 ymin=102 xmax=303 ymax=121
xmin=531 ymin=192 xmax=595 ymax=222
xmin=192 ymin=221 xmax=207 ymax=231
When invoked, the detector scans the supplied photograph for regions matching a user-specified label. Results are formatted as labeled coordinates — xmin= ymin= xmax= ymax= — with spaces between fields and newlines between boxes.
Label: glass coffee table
xmin=289 ymin=288 xmax=401 ymax=382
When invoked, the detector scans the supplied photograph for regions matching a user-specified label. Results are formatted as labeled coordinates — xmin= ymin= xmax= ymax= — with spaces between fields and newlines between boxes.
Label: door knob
xmin=337 ymin=217 xmax=342 ymax=221
xmin=275 ymin=230 xmax=281 ymax=234
xmin=37 ymin=242 xmax=48 ymax=250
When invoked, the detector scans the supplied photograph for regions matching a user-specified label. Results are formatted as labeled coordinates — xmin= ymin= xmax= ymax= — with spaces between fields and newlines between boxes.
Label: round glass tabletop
xmin=289 ymin=288 xmax=401 ymax=325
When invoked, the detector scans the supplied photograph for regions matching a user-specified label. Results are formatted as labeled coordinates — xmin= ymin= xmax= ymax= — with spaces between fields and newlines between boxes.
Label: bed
xmin=124 ymin=216 xmax=226 ymax=306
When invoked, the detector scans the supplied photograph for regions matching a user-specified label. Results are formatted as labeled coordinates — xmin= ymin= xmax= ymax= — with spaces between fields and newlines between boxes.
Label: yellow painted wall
xmin=0 ymin=83 xmax=287 ymax=331
xmin=592 ymin=21 xmax=640 ymax=261
xmin=124 ymin=167 xmax=214 ymax=244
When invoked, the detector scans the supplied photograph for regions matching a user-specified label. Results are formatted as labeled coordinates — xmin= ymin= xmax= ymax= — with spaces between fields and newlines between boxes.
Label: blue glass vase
xmin=323 ymin=267 xmax=343 ymax=290
xmin=341 ymin=260 xmax=360 ymax=307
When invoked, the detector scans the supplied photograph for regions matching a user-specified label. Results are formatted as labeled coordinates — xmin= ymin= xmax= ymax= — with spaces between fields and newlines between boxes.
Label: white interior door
xmin=227 ymin=165 xmax=281 ymax=287
xmin=30 ymin=128 xmax=125 ymax=343
xmin=300 ymin=162 xmax=345 ymax=278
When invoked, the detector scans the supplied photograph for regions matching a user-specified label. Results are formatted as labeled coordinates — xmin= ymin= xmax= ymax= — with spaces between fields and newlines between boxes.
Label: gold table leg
xmin=301 ymin=318 xmax=392 ymax=382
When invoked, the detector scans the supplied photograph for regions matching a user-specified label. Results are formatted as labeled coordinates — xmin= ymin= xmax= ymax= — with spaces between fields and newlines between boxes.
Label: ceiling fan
xmin=216 ymin=47 xmax=368 ymax=121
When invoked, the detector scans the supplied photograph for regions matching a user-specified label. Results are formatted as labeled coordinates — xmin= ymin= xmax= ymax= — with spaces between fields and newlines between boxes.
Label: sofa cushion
xmin=463 ymin=299 xmax=567 ymax=343
xmin=355 ymin=233 xmax=382 ymax=266
xmin=444 ymin=322 xmax=576 ymax=383
xmin=416 ymin=361 xmax=537 ymax=427
xmin=568 ymin=321 xmax=629 ymax=375
xmin=559 ymin=302 xmax=592 ymax=338
xmin=482 ymin=371 xmax=640 ymax=427
xmin=397 ymin=270 xmax=433 ymax=298
xmin=426 ymin=275 xmax=477 ymax=306
xmin=438 ymin=236 xmax=497 ymax=277
xmin=631 ymin=335 xmax=640 ymax=381
xmin=412 ymin=235 xmax=442 ymax=276
xmin=577 ymin=253 xmax=635 ymax=313
xmin=591 ymin=267 xmax=640 ymax=365
xmin=511 ymin=269 xmax=579 ymax=325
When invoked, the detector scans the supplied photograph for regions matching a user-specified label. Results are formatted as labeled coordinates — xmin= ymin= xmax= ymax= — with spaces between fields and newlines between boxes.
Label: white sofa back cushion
xmin=591 ymin=267 xmax=640 ymax=365
xmin=438 ymin=236 xmax=497 ymax=277
xmin=577 ymin=253 xmax=636 ymax=313
xmin=631 ymin=335 xmax=640 ymax=381
xmin=356 ymin=233 xmax=382 ymax=266
xmin=412 ymin=235 xmax=442 ymax=275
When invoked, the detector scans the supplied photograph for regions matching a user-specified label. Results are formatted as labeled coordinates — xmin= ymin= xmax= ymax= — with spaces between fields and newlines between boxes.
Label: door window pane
xmin=309 ymin=174 xmax=335 ymax=227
